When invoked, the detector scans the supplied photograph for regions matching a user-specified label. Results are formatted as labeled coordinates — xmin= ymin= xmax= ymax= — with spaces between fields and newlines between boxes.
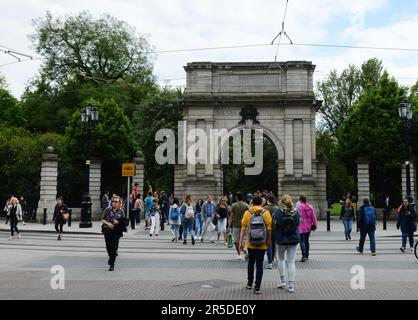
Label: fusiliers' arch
xmin=175 ymin=61 xmax=327 ymax=217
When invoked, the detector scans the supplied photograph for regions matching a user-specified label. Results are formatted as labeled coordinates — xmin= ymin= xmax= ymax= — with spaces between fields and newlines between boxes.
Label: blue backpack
xmin=364 ymin=206 xmax=376 ymax=226
xmin=169 ymin=207 xmax=180 ymax=221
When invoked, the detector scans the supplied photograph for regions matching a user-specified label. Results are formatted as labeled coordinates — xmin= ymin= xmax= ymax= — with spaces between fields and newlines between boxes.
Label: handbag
xmin=62 ymin=212 xmax=70 ymax=222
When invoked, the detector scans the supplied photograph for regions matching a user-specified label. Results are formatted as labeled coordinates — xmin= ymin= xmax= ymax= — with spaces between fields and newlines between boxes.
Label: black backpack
xmin=279 ymin=211 xmax=297 ymax=236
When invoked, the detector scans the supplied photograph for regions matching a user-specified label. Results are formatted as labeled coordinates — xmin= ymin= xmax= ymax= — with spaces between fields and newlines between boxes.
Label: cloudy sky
xmin=1 ymin=0 xmax=418 ymax=98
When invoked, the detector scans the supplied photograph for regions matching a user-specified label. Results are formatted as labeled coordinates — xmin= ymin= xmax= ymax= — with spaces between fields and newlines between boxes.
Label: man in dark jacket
xmin=356 ymin=198 xmax=377 ymax=256
xmin=397 ymin=197 xmax=417 ymax=252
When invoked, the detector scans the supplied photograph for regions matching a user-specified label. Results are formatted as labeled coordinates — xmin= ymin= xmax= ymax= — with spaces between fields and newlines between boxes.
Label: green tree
xmin=133 ymin=88 xmax=184 ymax=193
xmin=0 ymin=86 xmax=24 ymax=127
xmin=316 ymin=58 xmax=384 ymax=141
xmin=336 ymin=71 xmax=405 ymax=202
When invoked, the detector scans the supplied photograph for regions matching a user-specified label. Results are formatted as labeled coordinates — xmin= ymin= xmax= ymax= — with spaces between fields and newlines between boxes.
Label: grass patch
xmin=330 ymin=203 xmax=341 ymax=216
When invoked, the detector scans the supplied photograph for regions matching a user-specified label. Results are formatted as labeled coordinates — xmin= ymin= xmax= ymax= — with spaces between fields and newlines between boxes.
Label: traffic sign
xmin=122 ymin=163 xmax=135 ymax=177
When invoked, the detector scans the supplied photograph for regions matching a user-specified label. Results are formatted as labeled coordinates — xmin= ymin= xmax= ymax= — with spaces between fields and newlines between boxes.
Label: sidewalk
xmin=0 ymin=221 xmax=102 ymax=235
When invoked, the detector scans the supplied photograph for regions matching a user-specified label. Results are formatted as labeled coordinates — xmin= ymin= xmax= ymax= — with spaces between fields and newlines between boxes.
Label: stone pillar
xmin=133 ymin=153 xmax=145 ymax=197
xmin=187 ymin=120 xmax=196 ymax=176
xmin=89 ymin=158 xmax=102 ymax=220
xmin=37 ymin=147 xmax=58 ymax=223
xmin=356 ymin=159 xmax=370 ymax=203
xmin=284 ymin=119 xmax=294 ymax=175
xmin=302 ymin=119 xmax=312 ymax=176
xmin=205 ymin=120 xmax=214 ymax=176
xmin=402 ymin=161 xmax=416 ymax=199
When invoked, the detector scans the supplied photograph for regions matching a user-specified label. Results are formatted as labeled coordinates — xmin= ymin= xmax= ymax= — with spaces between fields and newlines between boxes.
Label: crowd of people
xmin=2 ymin=187 xmax=416 ymax=294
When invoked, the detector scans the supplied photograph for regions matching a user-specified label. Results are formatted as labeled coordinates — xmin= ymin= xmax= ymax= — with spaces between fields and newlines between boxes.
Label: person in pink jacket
xmin=296 ymin=195 xmax=318 ymax=262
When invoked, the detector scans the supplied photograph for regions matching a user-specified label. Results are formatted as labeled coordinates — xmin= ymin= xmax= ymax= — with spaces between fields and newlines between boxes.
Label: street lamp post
xmin=80 ymin=103 xmax=99 ymax=228
xmin=398 ymin=100 xmax=413 ymax=201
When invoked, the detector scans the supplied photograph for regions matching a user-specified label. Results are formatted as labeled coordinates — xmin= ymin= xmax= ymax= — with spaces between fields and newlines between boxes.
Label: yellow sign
xmin=122 ymin=163 xmax=135 ymax=177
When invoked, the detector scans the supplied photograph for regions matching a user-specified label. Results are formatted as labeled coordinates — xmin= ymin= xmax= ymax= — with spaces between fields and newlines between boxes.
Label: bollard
xmin=68 ymin=209 xmax=72 ymax=227
xmin=43 ymin=208 xmax=47 ymax=225
xmin=326 ymin=210 xmax=331 ymax=232
xmin=383 ymin=209 xmax=387 ymax=230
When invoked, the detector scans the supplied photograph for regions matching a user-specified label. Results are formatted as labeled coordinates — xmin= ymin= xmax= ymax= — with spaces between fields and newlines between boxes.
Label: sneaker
xmin=371 ymin=252 xmax=376 ymax=256
xmin=149 ymin=234 xmax=152 ymax=237
xmin=254 ymin=288 xmax=261 ymax=294
xmin=277 ymin=277 xmax=286 ymax=289
xmin=246 ymin=283 xmax=252 ymax=290
xmin=183 ymin=240 xmax=187 ymax=245
xmin=22 ymin=222 xmax=26 ymax=226
xmin=57 ymin=235 xmax=61 ymax=241
xmin=224 ymin=242 xmax=228 ymax=246
xmin=400 ymin=247 xmax=405 ymax=253
xmin=109 ymin=265 xmax=114 ymax=271
xmin=288 ymin=282 xmax=295 ymax=293
xmin=236 ymin=254 xmax=242 ymax=261
xmin=9 ymin=236 xmax=13 ymax=240
xmin=17 ymin=234 xmax=21 ymax=239
xmin=200 ymin=237 xmax=204 ymax=243
xmin=356 ymin=246 xmax=363 ymax=254
xmin=210 ymin=240 xmax=216 ymax=243
xmin=171 ymin=238 xmax=176 ymax=242
xmin=265 ymin=263 xmax=273 ymax=269
xmin=191 ymin=237 xmax=195 ymax=245
xmin=156 ymin=234 xmax=159 ymax=236
xmin=300 ymin=257 xmax=307 ymax=262
xmin=410 ymin=247 xmax=414 ymax=252
xmin=348 ymin=235 xmax=351 ymax=240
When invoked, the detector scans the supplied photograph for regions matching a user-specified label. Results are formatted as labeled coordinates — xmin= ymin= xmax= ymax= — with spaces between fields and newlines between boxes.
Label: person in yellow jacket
xmin=239 ymin=195 xmax=272 ymax=294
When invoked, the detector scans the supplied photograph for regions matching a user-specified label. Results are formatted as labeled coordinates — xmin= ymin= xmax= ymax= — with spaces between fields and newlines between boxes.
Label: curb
xmin=0 ymin=229 xmax=101 ymax=235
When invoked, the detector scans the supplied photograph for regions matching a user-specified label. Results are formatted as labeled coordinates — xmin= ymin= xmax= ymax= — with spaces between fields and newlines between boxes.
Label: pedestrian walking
xmin=6 ymin=197 xmax=22 ymax=240
xmin=160 ymin=191 xmax=170 ymax=225
xmin=194 ymin=199 xmax=204 ymax=240
xmin=264 ymin=195 xmax=278 ymax=268
xmin=297 ymin=195 xmax=318 ymax=262
xmin=239 ymin=196 xmax=272 ymax=294
xmin=356 ymin=198 xmax=377 ymax=256
xmin=201 ymin=196 xmax=216 ymax=243
xmin=53 ymin=196 xmax=68 ymax=241
xmin=180 ymin=195 xmax=195 ymax=245
xmin=229 ymin=192 xmax=249 ymax=260
xmin=19 ymin=196 xmax=27 ymax=225
xmin=133 ymin=194 xmax=142 ymax=226
xmin=397 ymin=197 xmax=417 ymax=252
xmin=274 ymin=194 xmax=300 ymax=293
xmin=169 ymin=198 xmax=181 ymax=242
xmin=215 ymin=196 xmax=230 ymax=245
xmin=144 ymin=192 xmax=154 ymax=230
xmin=149 ymin=198 xmax=161 ymax=237
xmin=101 ymin=196 xmax=125 ymax=271
xmin=340 ymin=198 xmax=355 ymax=240
xmin=102 ymin=191 xmax=110 ymax=209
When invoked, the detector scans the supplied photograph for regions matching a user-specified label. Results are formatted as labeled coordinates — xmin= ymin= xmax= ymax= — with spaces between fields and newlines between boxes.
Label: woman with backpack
xmin=180 ymin=195 xmax=195 ymax=245
xmin=397 ymin=197 xmax=417 ymax=252
xmin=297 ymin=195 xmax=318 ymax=262
xmin=273 ymin=194 xmax=300 ymax=293
xmin=169 ymin=197 xmax=181 ymax=242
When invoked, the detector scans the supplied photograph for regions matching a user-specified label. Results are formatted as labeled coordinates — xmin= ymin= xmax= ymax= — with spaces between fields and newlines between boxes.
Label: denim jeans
xmin=247 ymin=249 xmax=266 ymax=290
xmin=299 ymin=232 xmax=311 ymax=258
xmin=266 ymin=233 xmax=276 ymax=264
xmin=278 ymin=245 xmax=297 ymax=282
xmin=358 ymin=226 xmax=376 ymax=253
xmin=171 ymin=224 xmax=180 ymax=238
xmin=182 ymin=218 xmax=195 ymax=240
xmin=342 ymin=219 xmax=353 ymax=238
xmin=195 ymin=215 xmax=204 ymax=236
xmin=402 ymin=232 xmax=414 ymax=248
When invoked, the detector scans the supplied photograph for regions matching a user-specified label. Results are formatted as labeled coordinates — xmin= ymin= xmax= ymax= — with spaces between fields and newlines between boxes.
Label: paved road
xmin=0 ymin=222 xmax=417 ymax=300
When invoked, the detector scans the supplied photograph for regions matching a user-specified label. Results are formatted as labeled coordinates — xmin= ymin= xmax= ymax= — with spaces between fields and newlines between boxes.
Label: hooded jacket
xmin=297 ymin=202 xmax=318 ymax=234
xmin=241 ymin=205 xmax=272 ymax=250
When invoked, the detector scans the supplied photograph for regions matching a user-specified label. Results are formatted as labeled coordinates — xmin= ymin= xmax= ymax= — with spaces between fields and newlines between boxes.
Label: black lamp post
xmin=80 ymin=103 xmax=99 ymax=228
xmin=398 ymin=100 xmax=413 ymax=201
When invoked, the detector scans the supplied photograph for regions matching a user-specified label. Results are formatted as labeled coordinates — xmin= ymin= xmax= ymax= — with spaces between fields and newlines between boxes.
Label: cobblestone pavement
xmin=0 ymin=221 xmax=417 ymax=300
